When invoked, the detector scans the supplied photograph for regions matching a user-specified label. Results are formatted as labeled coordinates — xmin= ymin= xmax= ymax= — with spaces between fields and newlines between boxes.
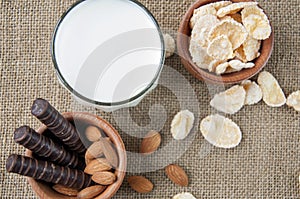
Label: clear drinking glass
xmin=51 ymin=0 xmax=165 ymax=112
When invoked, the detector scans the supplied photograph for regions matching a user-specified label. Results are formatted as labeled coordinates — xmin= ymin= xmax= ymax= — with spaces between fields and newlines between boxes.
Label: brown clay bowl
xmin=25 ymin=112 xmax=127 ymax=199
xmin=177 ymin=0 xmax=274 ymax=85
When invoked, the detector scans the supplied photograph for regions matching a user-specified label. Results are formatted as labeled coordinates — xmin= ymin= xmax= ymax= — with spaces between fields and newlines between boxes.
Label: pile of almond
xmin=53 ymin=125 xmax=119 ymax=198
xmin=52 ymin=124 xmax=193 ymax=197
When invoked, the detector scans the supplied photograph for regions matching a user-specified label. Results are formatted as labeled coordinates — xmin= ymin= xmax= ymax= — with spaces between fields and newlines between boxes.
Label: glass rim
xmin=51 ymin=0 xmax=166 ymax=107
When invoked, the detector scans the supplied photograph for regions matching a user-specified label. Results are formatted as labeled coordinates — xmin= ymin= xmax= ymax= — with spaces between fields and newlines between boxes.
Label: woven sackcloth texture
xmin=1 ymin=0 xmax=299 ymax=198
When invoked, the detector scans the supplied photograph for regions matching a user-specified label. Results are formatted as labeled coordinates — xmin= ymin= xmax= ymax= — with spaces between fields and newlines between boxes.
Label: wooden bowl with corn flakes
xmin=177 ymin=0 xmax=274 ymax=85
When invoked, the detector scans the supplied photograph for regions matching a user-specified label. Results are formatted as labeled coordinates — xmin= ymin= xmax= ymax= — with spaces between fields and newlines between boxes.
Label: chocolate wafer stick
xmin=14 ymin=126 xmax=85 ymax=169
xmin=31 ymin=98 xmax=86 ymax=154
xmin=6 ymin=154 xmax=94 ymax=189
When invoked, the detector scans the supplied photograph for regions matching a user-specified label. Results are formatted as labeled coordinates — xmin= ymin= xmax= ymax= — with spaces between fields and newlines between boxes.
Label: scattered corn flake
xmin=241 ymin=5 xmax=268 ymax=22
xmin=190 ymin=5 xmax=217 ymax=28
xmin=191 ymin=14 xmax=219 ymax=47
xmin=217 ymin=1 xmax=258 ymax=17
xmin=171 ymin=110 xmax=195 ymax=140
xmin=207 ymin=35 xmax=234 ymax=61
xmin=241 ymin=80 xmax=263 ymax=105
xmin=210 ymin=85 xmax=246 ymax=114
xmin=243 ymin=14 xmax=271 ymax=40
xmin=215 ymin=62 xmax=230 ymax=75
xmin=173 ymin=192 xmax=196 ymax=199
xmin=257 ymin=71 xmax=286 ymax=107
xmin=286 ymin=90 xmax=300 ymax=112
xmin=163 ymin=34 xmax=176 ymax=58
xmin=209 ymin=19 xmax=248 ymax=50
xmin=189 ymin=38 xmax=214 ymax=69
xmin=200 ymin=114 xmax=242 ymax=149
xmin=229 ymin=60 xmax=255 ymax=71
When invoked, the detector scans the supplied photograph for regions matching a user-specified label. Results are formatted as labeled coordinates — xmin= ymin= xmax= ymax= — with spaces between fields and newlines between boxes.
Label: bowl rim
xmin=25 ymin=112 xmax=127 ymax=199
xmin=177 ymin=0 xmax=274 ymax=85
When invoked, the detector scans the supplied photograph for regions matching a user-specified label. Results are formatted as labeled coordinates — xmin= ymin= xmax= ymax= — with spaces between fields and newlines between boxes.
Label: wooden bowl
xmin=25 ymin=112 xmax=127 ymax=199
xmin=177 ymin=0 xmax=274 ymax=85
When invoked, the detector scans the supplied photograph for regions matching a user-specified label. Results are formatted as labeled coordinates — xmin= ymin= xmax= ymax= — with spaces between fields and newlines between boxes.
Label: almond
xmin=77 ymin=185 xmax=106 ymax=199
xmin=85 ymin=141 xmax=104 ymax=164
xmin=139 ymin=130 xmax=161 ymax=155
xmin=92 ymin=171 xmax=116 ymax=185
xmin=85 ymin=126 xmax=102 ymax=142
xmin=127 ymin=176 xmax=154 ymax=193
xmin=84 ymin=158 xmax=112 ymax=175
xmin=52 ymin=184 xmax=78 ymax=196
xmin=165 ymin=164 xmax=188 ymax=187
xmin=99 ymin=138 xmax=119 ymax=168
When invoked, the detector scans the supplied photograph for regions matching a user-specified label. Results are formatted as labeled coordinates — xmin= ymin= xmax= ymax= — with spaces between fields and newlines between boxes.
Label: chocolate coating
xmin=31 ymin=98 xmax=86 ymax=154
xmin=14 ymin=126 xmax=85 ymax=169
xmin=6 ymin=154 xmax=94 ymax=189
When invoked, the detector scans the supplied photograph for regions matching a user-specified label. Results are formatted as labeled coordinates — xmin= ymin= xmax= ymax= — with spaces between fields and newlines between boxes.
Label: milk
xmin=53 ymin=0 xmax=164 ymax=107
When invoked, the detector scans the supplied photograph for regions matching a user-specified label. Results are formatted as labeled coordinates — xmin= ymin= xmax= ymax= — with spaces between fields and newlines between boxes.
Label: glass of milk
xmin=51 ymin=0 xmax=165 ymax=112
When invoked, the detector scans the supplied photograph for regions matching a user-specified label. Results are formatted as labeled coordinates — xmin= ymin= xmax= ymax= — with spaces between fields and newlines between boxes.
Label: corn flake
xmin=207 ymin=35 xmax=234 ymax=61
xmin=200 ymin=114 xmax=242 ymax=149
xmin=163 ymin=34 xmax=176 ymax=58
xmin=286 ymin=90 xmax=300 ymax=112
xmin=234 ymin=45 xmax=248 ymax=63
xmin=257 ymin=71 xmax=286 ymax=107
xmin=209 ymin=19 xmax=248 ymax=50
xmin=189 ymin=38 xmax=214 ymax=69
xmin=215 ymin=62 xmax=230 ymax=75
xmin=243 ymin=36 xmax=261 ymax=61
xmin=173 ymin=192 xmax=196 ymax=199
xmin=171 ymin=110 xmax=195 ymax=140
xmin=190 ymin=5 xmax=217 ymax=28
xmin=229 ymin=60 xmax=255 ymax=71
xmin=224 ymin=66 xmax=240 ymax=74
xmin=210 ymin=1 xmax=232 ymax=10
xmin=210 ymin=85 xmax=246 ymax=114
xmin=217 ymin=2 xmax=258 ymax=17
xmin=208 ymin=60 xmax=225 ymax=72
xmin=243 ymin=14 xmax=272 ymax=40
xmin=241 ymin=5 xmax=268 ymax=22
xmin=241 ymin=80 xmax=263 ymax=105
xmin=191 ymin=14 xmax=219 ymax=47
xmin=190 ymin=0 xmax=231 ymax=26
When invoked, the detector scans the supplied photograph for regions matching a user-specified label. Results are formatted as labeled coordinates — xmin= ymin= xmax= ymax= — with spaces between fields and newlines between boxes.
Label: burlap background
xmin=1 ymin=0 xmax=299 ymax=198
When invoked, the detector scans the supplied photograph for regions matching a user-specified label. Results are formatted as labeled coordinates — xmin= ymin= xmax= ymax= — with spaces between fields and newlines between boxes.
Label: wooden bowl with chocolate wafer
xmin=26 ymin=112 xmax=127 ymax=199
xmin=177 ymin=0 xmax=274 ymax=85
